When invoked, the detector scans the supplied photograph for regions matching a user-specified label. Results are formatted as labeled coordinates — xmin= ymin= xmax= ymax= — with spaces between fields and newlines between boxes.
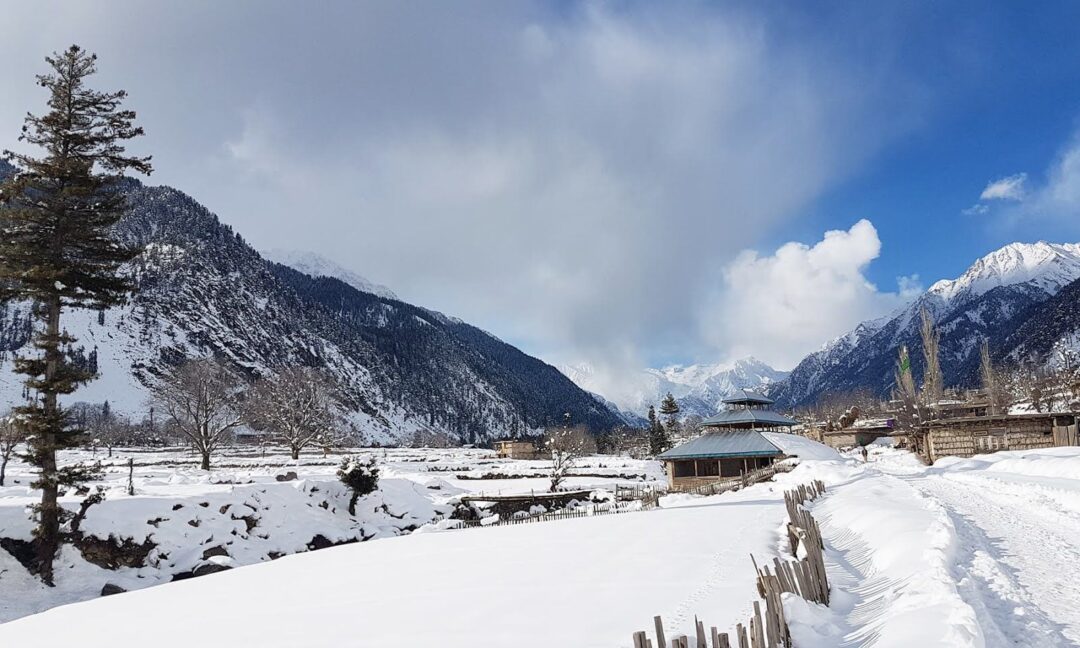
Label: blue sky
xmin=2 ymin=2 xmax=1080 ymax=391
xmin=783 ymin=1 xmax=1080 ymax=292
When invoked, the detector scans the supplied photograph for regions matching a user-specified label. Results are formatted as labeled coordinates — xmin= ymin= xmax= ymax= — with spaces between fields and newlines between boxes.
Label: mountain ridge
xmin=771 ymin=240 xmax=1080 ymax=407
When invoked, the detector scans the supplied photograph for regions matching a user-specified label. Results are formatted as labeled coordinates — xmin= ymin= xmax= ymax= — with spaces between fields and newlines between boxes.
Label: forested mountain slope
xmin=0 ymin=160 xmax=623 ymax=442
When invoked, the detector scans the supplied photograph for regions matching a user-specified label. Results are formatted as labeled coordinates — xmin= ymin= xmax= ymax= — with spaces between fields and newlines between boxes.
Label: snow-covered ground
xmin=3 ymin=441 xmax=1079 ymax=647
xmin=0 ymin=446 xmax=664 ymax=624
xmin=792 ymin=443 xmax=1080 ymax=648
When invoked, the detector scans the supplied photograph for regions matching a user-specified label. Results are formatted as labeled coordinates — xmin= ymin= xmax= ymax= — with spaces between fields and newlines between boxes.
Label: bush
xmin=337 ymin=456 xmax=379 ymax=515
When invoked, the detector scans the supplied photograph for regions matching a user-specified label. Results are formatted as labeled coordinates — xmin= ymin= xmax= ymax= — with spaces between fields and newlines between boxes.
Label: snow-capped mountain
xmin=262 ymin=249 xmax=398 ymax=300
xmin=562 ymin=356 xmax=788 ymax=418
xmin=0 ymin=161 xmax=623 ymax=442
xmin=927 ymin=242 xmax=1080 ymax=302
xmin=771 ymin=240 xmax=1080 ymax=407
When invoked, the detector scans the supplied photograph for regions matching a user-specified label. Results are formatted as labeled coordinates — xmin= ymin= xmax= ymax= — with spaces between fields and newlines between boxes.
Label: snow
xmin=789 ymin=444 xmax=1080 ymax=647
xmin=0 ymin=446 xmax=664 ymax=625
xmin=4 ymin=442 xmax=1080 ymax=647
xmin=262 ymin=248 xmax=398 ymax=300
xmin=1 ymin=464 xmax=801 ymax=647
xmin=761 ymin=432 xmax=842 ymax=462
xmin=927 ymin=241 xmax=1080 ymax=302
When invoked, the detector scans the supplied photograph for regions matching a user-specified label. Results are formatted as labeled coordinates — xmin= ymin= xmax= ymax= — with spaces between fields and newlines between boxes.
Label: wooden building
xmin=821 ymin=418 xmax=896 ymax=449
xmin=493 ymin=439 xmax=540 ymax=460
xmin=915 ymin=412 xmax=1078 ymax=463
xmin=658 ymin=390 xmax=797 ymax=490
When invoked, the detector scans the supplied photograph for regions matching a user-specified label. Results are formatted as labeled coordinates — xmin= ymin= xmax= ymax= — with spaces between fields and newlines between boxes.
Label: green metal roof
xmin=658 ymin=430 xmax=783 ymax=460
xmin=721 ymin=389 xmax=775 ymax=405
xmin=700 ymin=409 xmax=798 ymax=427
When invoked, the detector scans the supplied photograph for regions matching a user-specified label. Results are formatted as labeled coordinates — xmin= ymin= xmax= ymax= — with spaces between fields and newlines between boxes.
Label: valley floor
xmin=2 ymin=444 xmax=1079 ymax=647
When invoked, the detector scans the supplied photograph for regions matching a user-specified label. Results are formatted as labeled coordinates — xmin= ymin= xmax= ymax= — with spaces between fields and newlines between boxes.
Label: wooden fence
xmin=630 ymin=480 xmax=829 ymax=648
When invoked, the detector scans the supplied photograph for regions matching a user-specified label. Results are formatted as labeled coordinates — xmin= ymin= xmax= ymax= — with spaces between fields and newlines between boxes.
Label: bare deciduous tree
xmin=245 ymin=367 xmax=345 ymax=460
xmin=151 ymin=358 xmax=243 ymax=470
xmin=919 ymin=307 xmax=944 ymax=407
xmin=979 ymin=339 xmax=1009 ymax=415
xmin=0 ymin=413 xmax=26 ymax=487
xmin=407 ymin=428 xmax=457 ymax=449
xmin=544 ymin=419 xmax=596 ymax=492
xmin=892 ymin=344 xmax=922 ymax=431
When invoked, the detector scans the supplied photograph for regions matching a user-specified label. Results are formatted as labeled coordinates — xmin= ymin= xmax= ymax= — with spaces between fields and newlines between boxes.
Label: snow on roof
xmin=760 ymin=432 xmax=842 ymax=462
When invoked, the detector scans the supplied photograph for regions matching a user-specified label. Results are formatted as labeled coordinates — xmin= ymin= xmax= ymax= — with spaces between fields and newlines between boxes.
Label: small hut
xmin=493 ymin=439 xmax=540 ymax=460
xmin=658 ymin=390 xmax=797 ymax=490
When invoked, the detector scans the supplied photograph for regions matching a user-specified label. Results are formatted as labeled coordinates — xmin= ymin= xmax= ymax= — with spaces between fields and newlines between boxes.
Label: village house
xmin=493 ymin=439 xmax=540 ymax=460
xmin=914 ymin=411 xmax=1078 ymax=463
xmin=819 ymin=417 xmax=896 ymax=449
xmin=658 ymin=390 xmax=797 ymax=490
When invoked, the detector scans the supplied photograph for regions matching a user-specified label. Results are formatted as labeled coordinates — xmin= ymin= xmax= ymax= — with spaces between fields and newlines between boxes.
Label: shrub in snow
xmin=337 ymin=456 xmax=379 ymax=515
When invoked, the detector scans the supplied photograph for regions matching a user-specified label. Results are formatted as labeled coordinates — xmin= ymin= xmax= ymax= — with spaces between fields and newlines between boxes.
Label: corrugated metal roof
xmin=722 ymin=389 xmax=775 ymax=405
xmin=701 ymin=410 xmax=798 ymax=427
xmin=658 ymin=430 xmax=782 ymax=460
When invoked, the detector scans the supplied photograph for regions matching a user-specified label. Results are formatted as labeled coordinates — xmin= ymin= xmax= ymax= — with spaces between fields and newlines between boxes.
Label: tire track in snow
xmin=906 ymin=474 xmax=1079 ymax=647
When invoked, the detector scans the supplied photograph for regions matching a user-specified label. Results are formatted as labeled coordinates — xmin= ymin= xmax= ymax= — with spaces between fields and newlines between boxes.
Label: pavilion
xmin=658 ymin=390 xmax=798 ymax=489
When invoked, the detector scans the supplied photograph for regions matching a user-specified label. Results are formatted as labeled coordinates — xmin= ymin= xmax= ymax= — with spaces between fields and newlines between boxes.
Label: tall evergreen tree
xmin=647 ymin=404 xmax=669 ymax=455
xmin=0 ymin=45 xmax=150 ymax=584
xmin=659 ymin=392 xmax=680 ymax=437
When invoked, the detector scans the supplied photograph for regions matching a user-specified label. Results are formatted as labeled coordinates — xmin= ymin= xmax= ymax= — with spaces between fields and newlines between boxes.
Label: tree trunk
xmin=200 ymin=451 xmax=211 ymax=471
xmin=290 ymin=446 xmax=300 ymax=461
xmin=348 ymin=492 xmax=359 ymax=516
xmin=0 ymin=455 xmax=7 ymax=486
xmin=36 ymin=294 xmax=62 ymax=586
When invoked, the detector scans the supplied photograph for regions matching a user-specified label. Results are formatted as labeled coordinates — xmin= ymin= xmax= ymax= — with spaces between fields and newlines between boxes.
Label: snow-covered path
xmin=904 ymin=472 xmax=1080 ymax=646
xmin=863 ymin=448 xmax=1080 ymax=647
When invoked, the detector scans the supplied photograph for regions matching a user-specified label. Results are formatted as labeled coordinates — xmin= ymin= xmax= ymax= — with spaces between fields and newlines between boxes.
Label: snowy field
xmin=3 ymin=441 xmax=1080 ymax=647
xmin=0 ymin=445 xmax=663 ymax=624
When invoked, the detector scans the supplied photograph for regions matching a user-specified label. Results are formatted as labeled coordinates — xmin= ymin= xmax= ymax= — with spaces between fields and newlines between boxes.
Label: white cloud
xmin=702 ymin=220 xmax=909 ymax=369
xmin=1030 ymin=135 xmax=1080 ymax=213
xmin=987 ymin=131 xmax=1080 ymax=230
xmin=980 ymin=172 xmax=1027 ymax=201
xmin=897 ymin=274 xmax=924 ymax=299
xmin=962 ymin=203 xmax=989 ymax=216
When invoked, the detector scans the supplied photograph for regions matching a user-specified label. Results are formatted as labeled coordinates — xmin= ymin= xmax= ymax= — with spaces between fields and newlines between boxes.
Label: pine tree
xmin=0 ymin=45 xmax=150 ymax=584
xmin=647 ymin=404 xmax=669 ymax=455
xmin=659 ymin=392 xmax=680 ymax=439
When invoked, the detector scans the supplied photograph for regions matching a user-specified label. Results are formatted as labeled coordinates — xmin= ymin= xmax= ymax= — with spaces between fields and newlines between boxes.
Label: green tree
xmin=0 ymin=45 xmax=151 ymax=584
xmin=659 ymin=392 xmax=680 ymax=437
xmin=647 ymin=404 xmax=669 ymax=455
xmin=337 ymin=456 xmax=379 ymax=515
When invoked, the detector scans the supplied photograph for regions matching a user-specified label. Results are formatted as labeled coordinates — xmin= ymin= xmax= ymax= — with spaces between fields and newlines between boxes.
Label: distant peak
xmin=263 ymin=249 xmax=398 ymax=300
xmin=928 ymin=240 xmax=1080 ymax=301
